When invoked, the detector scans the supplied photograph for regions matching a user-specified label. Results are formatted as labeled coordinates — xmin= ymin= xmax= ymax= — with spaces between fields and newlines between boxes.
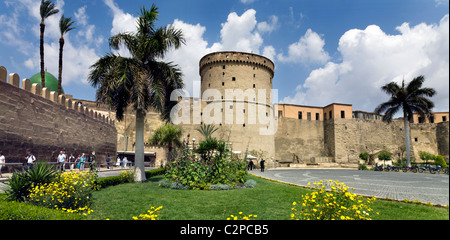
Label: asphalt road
xmin=251 ymin=168 xmax=449 ymax=206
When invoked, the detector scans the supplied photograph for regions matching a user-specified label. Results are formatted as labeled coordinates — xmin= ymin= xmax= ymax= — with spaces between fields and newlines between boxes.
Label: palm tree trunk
xmin=40 ymin=22 xmax=46 ymax=88
xmin=134 ymin=109 xmax=147 ymax=182
xmin=404 ymin=112 xmax=411 ymax=167
xmin=58 ymin=37 xmax=64 ymax=94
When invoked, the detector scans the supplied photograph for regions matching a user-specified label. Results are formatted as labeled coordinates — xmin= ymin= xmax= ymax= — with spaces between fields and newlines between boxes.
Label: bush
xmin=26 ymin=171 xmax=96 ymax=215
xmin=163 ymin=137 xmax=248 ymax=190
xmin=359 ymin=152 xmax=369 ymax=162
xmin=5 ymin=162 xmax=58 ymax=202
xmin=434 ymin=155 xmax=447 ymax=168
xmin=95 ymin=168 xmax=165 ymax=189
xmin=291 ymin=180 xmax=378 ymax=220
xmin=244 ymin=179 xmax=257 ymax=188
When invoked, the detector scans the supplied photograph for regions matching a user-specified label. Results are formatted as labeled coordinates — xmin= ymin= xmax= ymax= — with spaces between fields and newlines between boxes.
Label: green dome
xmin=29 ymin=72 xmax=64 ymax=94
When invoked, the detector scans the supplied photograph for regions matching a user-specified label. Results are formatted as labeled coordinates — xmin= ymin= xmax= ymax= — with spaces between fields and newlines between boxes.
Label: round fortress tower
xmin=198 ymin=51 xmax=276 ymax=167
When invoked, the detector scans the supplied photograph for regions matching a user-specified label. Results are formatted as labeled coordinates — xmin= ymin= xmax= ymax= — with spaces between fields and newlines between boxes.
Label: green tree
xmin=58 ymin=15 xmax=75 ymax=95
xmin=359 ymin=152 xmax=370 ymax=162
xmin=419 ymin=151 xmax=436 ymax=164
xmin=148 ymin=124 xmax=183 ymax=159
xmin=88 ymin=5 xmax=185 ymax=182
xmin=375 ymin=76 xmax=436 ymax=167
xmin=39 ymin=0 xmax=59 ymax=88
xmin=196 ymin=124 xmax=219 ymax=140
xmin=377 ymin=151 xmax=392 ymax=166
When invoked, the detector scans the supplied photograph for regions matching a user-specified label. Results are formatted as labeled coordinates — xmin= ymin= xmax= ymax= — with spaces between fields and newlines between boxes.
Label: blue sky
xmin=0 ymin=0 xmax=448 ymax=113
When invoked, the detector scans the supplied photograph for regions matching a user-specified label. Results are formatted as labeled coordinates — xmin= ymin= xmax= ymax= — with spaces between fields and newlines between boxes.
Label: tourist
xmin=69 ymin=153 xmax=75 ymax=171
xmin=248 ymin=159 xmax=254 ymax=171
xmin=123 ymin=156 xmax=128 ymax=169
xmin=106 ymin=154 xmax=111 ymax=169
xmin=76 ymin=154 xmax=81 ymax=169
xmin=57 ymin=151 xmax=66 ymax=172
xmin=0 ymin=152 xmax=5 ymax=178
xmin=79 ymin=153 xmax=86 ymax=171
xmin=89 ymin=151 xmax=96 ymax=172
xmin=260 ymin=159 xmax=265 ymax=172
xmin=26 ymin=152 xmax=36 ymax=169
xmin=116 ymin=155 xmax=121 ymax=168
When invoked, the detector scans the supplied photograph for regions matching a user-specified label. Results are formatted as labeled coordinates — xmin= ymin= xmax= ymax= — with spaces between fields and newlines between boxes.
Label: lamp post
xmin=192 ymin=138 xmax=196 ymax=149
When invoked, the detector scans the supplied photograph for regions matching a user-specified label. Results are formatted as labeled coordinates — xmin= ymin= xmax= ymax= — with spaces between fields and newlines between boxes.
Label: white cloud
xmin=277 ymin=29 xmax=330 ymax=65
xmin=282 ymin=14 xmax=449 ymax=113
xmin=257 ymin=15 xmax=279 ymax=34
xmin=164 ymin=9 xmax=277 ymax=97
xmin=103 ymin=0 xmax=137 ymax=35
xmin=240 ymin=0 xmax=256 ymax=4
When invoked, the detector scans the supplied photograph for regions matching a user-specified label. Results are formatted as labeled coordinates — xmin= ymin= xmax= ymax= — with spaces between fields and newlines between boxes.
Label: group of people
xmin=0 ymin=151 xmax=132 ymax=177
xmin=55 ymin=151 xmax=97 ymax=172
xmin=247 ymin=159 xmax=266 ymax=172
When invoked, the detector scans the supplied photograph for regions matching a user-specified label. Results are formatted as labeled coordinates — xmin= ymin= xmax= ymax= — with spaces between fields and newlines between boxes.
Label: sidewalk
xmin=0 ymin=166 xmax=155 ymax=193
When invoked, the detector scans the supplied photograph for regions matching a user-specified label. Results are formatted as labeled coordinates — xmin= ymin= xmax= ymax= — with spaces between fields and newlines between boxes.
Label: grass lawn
xmin=87 ymin=175 xmax=449 ymax=220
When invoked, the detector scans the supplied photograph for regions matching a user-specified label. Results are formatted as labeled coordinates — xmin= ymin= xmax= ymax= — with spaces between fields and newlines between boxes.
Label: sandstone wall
xmin=275 ymin=118 xmax=326 ymax=165
xmin=0 ymin=67 xmax=117 ymax=166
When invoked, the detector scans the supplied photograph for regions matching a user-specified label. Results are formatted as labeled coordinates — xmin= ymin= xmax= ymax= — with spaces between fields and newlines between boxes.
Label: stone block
xmin=31 ymin=83 xmax=41 ymax=95
xmin=22 ymin=79 xmax=31 ymax=92
xmin=0 ymin=66 xmax=6 ymax=83
xmin=8 ymin=73 xmax=20 ymax=87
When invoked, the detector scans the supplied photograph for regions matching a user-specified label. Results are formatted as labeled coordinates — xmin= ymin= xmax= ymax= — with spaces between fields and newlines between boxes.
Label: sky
xmin=0 ymin=0 xmax=449 ymax=113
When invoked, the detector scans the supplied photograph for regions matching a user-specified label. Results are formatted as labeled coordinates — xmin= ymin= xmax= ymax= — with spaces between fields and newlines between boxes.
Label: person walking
xmin=69 ymin=153 xmax=75 ymax=171
xmin=79 ymin=153 xmax=86 ymax=171
xmin=0 ymin=152 xmax=5 ymax=178
xmin=116 ymin=155 xmax=121 ymax=168
xmin=57 ymin=151 xmax=66 ymax=172
xmin=76 ymin=154 xmax=81 ymax=169
xmin=260 ymin=159 xmax=265 ymax=172
xmin=248 ymin=159 xmax=254 ymax=171
xmin=106 ymin=154 xmax=111 ymax=169
xmin=26 ymin=152 xmax=36 ymax=170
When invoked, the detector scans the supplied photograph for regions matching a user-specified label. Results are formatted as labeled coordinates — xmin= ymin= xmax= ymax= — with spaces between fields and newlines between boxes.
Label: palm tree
xmin=39 ymin=0 xmax=59 ymax=88
xmin=88 ymin=5 xmax=185 ymax=182
xmin=374 ymin=76 xmax=436 ymax=167
xmin=58 ymin=15 xmax=75 ymax=95
xmin=148 ymin=124 xmax=183 ymax=160
xmin=196 ymin=124 xmax=219 ymax=140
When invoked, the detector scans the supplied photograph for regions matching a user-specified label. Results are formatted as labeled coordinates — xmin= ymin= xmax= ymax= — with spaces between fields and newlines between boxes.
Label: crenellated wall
xmin=0 ymin=66 xmax=117 ymax=166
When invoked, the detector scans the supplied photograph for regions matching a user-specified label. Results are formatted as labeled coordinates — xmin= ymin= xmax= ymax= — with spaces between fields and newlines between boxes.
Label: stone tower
xmin=198 ymin=51 xmax=277 ymax=167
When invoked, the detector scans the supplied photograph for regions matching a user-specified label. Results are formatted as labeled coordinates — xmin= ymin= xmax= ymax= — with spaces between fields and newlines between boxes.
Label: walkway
xmin=251 ymin=168 xmax=449 ymax=206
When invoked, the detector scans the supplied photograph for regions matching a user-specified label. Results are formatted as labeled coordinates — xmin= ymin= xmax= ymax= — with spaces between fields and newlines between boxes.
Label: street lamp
xmin=192 ymin=138 xmax=196 ymax=149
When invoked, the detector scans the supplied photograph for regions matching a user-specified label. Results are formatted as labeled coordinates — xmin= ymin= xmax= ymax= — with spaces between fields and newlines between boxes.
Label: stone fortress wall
xmin=84 ymin=51 xmax=448 ymax=169
xmin=0 ymin=66 xmax=117 ymax=166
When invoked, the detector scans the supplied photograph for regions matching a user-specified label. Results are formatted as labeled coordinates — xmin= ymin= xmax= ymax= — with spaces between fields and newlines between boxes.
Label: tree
xmin=88 ymin=5 xmax=185 ymax=182
xmin=58 ymin=15 xmax=75 ymax=95
xmin=40 ymin=0 xmax=59 ymax=88
xmin=377 ymin=151 xmax=392 ymax=166
xmin=148 ymin=124 xmax=183 ymax=159
xmin=375 ymin=76 xmax=436 ymax=167
xmin=359 ymin=152 xmax=370 ymax=162
xmin=196 ymin=124 xmax=219 ymax=140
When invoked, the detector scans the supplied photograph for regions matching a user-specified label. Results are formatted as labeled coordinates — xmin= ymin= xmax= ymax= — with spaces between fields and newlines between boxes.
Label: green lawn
xmin=87 ymin=175 xmax=449 ymax=220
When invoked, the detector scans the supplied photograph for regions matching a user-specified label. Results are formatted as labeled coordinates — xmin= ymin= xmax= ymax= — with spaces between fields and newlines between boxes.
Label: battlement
xmin=199 ymin=51 xmax=275 ymax=78
xmin=0 ymin=66 xmax=114 ymax=126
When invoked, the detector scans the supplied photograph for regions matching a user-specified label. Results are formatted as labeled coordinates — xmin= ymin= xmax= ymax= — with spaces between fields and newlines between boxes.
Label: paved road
xmin=251 ymin=169 xmax=449 ymax=206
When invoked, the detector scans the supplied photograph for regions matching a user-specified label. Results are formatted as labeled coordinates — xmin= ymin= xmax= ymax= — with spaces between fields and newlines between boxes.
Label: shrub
xmin=26 ymin=171 xmax=96 ymax=215
xmin=244 ymin=179 xmax=257 ymax=188
xmin=209 ymin=184 xmax=232 ymax=191
xmin=291 ymin=180 xmax=378 ymax=220
xmin=434 ymin=155 xmax=447 ymax=168
xmin=5 ymin=162 xmax=58 ymax=202
xmin=163 ymin=137 xmax=248 ymax=190
xmin=359 ymin=152 xmax=369 ymax=162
